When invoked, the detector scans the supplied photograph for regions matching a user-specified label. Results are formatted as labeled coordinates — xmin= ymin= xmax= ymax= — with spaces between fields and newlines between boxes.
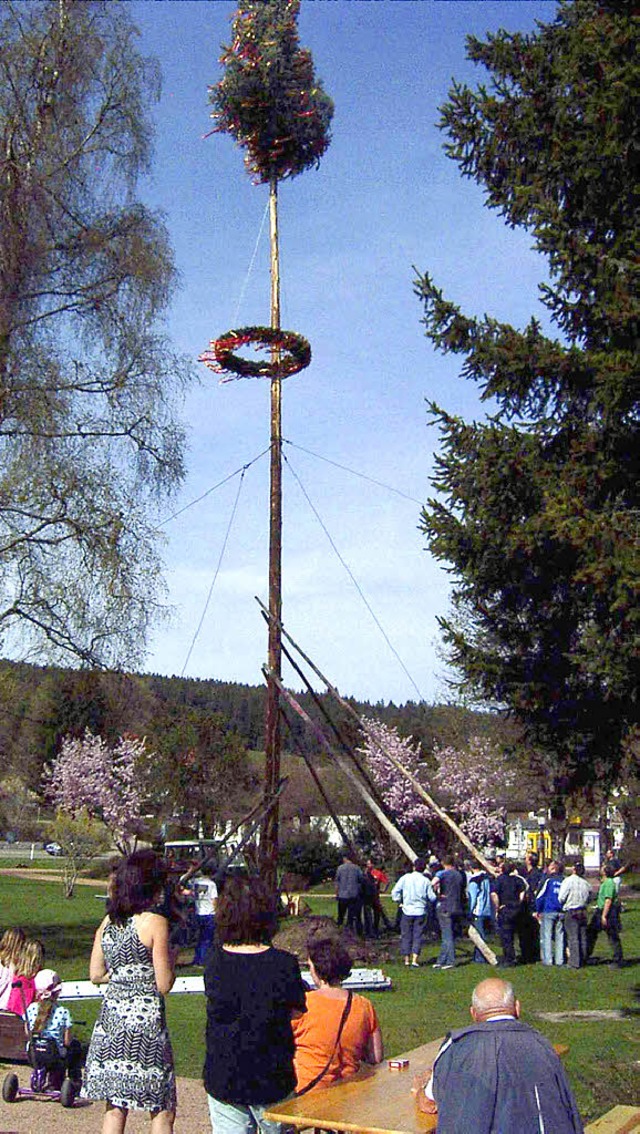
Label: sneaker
xmin=411 ymin=961 xmax=420 ymax=968
xmin=441 ymin=964 xmax=455 ymax=970
xmin=432 ymin=963 xmax=442 ymax=970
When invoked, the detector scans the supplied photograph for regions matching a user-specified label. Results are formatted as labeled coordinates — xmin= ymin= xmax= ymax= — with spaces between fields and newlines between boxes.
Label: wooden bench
xmin=584 ymin=1106 xmax=640 ymax=1133
xmin=0 ymin=1011 xmax=27 ymax=1063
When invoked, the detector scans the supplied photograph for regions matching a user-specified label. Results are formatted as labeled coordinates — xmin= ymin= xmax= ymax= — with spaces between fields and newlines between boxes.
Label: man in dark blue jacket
xmin=414 ymin=977 xmax=584 ymax=1133
xmin=432 ymin=855 xmax=464 ymax=970
xmin=535 ymin=859 xmax=566 ymax=966
xmin=490 ymin=860 xmax=526 ymax=966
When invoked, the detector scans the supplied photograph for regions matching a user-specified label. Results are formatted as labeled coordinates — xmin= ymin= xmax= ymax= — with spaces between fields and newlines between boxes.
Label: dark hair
xmin=526 ymin=851 xmax=539 ymax=867
xmin=215 ymin=875 xmax=277 ymax=945
xmin=413 ymin=857 xmax=426 ymax=872
xmin=308 ymin=936 xmax=353 ymax=985
xmin=107 ymin=850 xmax=168 ymax=925
xmin=602 ymin=864 xmax=615 ymax=878
xmin=573 ymin=860 xmax=585 ymax=876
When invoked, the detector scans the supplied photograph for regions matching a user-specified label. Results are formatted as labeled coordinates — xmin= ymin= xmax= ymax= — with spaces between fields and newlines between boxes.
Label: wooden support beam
xmin=280 ymin=708 xmax=357 ymax=855
xmin=265 ymin=666 xmax=417 ymax=864
xmin=270 ymin=618 xmax=396 ymax=817
xmin=257 ymin=599 xmax=497 ymax=875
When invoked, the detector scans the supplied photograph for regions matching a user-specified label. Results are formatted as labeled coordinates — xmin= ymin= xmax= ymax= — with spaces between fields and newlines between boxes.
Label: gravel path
xmin=0 ymin=1074 xmax=210 ymax=1134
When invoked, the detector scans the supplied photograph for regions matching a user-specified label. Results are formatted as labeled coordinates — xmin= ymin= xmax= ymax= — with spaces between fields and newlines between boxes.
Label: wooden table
xmin=264 ymin=1040 xmax=570 ymax=1134
xmin=264 ymin=1040 xmax=442 ymax=1134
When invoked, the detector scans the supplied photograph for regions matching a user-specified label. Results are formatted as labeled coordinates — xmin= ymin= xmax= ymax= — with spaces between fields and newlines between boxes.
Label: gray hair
xmin=472 ymin=980 xmax=516 ymax=1015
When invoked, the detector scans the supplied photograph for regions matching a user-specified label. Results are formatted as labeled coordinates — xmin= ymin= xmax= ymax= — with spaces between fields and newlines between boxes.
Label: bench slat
xmin=584 ymin=1106 xmax=640 ymax=1133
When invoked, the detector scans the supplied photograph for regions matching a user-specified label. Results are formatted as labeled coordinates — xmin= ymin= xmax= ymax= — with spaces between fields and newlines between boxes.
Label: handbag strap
xmin=295 ymin=990 xmax=353 ymax=1097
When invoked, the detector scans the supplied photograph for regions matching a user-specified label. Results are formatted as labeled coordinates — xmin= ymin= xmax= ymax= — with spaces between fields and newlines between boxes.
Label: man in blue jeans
xmin=535 ymin=859 xmax=565 ymax=966
xmin=433 ymin=855 xmax=464 ymax=970
xmin=467 ymin=862 xmax=493 ymax=963
xmin=391 ymin=857 xmax=434 ymax=966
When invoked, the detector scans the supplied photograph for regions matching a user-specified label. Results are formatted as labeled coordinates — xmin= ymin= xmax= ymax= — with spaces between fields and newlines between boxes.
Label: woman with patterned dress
xmin=82 ymin=850 xmax=177 ymax=1134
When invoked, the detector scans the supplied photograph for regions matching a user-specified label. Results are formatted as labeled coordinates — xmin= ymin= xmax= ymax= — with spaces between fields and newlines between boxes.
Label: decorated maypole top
xmin=199 ymin=0 xmax=333 ymax=380
xmin=199 ymin=0 xmax=332 ymax=889
xmin=208 ymin=0 xmax=333 ymax=185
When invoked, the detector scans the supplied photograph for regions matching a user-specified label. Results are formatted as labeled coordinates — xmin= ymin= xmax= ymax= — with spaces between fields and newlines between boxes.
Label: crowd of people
xmin=335 ymin=846 xmax=626 ymax=971
xmin=64 ymin=851 xmax=385 ymax=1133
xmin=0 ymin=844 xmax=625 ymax=1131
xmin=75 ymin=849 xmax=593 ymax=1133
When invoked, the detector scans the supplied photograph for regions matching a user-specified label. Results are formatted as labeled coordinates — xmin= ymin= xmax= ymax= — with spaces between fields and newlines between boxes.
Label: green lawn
xmin=1 ymin=873 xmax=638 ymax=1124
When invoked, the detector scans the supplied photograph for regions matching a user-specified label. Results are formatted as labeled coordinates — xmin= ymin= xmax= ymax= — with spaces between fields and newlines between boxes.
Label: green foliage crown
xmin=209 ymin=0 xmax=333 ymax=183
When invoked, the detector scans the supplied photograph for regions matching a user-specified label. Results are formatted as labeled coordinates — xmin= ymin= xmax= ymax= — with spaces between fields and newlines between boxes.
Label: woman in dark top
xmin=203 ymin=874 xmax=307 ymax=1134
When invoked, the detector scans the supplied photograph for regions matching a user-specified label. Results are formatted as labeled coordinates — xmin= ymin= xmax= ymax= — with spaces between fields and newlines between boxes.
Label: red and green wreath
xmin=199 ymin=326 xmax=311 ymax=381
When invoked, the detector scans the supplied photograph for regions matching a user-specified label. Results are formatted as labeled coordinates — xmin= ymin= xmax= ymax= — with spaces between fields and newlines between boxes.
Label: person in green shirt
xmin=586 ymin=864 xmax=623 ymax=967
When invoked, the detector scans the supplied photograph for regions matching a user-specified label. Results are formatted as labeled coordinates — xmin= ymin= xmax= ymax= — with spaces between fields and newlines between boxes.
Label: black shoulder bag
xmin=294 ymin=990 xmax=353 ymax=1097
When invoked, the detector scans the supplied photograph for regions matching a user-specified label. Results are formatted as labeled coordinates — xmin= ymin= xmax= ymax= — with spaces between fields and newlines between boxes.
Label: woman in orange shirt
xmin=293 ymin=936 xmax=383 ymax=1093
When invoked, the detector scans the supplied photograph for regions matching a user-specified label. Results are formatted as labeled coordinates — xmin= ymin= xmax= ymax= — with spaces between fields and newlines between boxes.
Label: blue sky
xmin=133 ymin=0 xmax=557 ymax=705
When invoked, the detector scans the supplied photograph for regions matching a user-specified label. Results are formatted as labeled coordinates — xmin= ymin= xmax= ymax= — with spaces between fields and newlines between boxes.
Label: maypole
xmin=200 ymin=0 xmax=333 ymax=891
xmin=264 ymin=173 xmax=282 ymax=888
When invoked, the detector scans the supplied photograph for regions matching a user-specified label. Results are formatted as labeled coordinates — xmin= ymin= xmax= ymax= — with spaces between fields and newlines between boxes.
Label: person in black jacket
xmin=413 ymin=978 xmax=584 ymax=1134
xmin=203 ymin=875 xmax=307 ymax=1134
xmin=490 ymin=860 xmax=526 ymax=967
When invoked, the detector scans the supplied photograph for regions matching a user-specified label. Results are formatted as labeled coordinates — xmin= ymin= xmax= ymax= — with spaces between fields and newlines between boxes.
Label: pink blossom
xmin=44 ymin=730 xmax=149 ymax=853
xmin=433 ymin=737 xmax=512 ymax=845
xmin=360 ymin=718 xmax=511 ymax=847
xmin=357 ymin=718 xmax=432 ymax=826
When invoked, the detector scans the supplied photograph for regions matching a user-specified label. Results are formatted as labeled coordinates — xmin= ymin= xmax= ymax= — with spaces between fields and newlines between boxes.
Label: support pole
xmin=266 ymin=667 xmax=418 ymax=863
xmin=280 ymin=709 xmax=357 ymax=855
xmin=261 ymin=176 xmax=282 ymax=891
xmin=257 ymin=598 xmax=497 ymax=875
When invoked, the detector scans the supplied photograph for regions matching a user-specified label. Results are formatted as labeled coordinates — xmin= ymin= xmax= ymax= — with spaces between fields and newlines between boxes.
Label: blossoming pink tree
xmin=45 ymin=729 xmax=149 ymax=854
xmin=357 ymin=718 xmax=432 ymax=828
xmin=433 ymin=737 xmax=511 ymax=846
xmin=359 ymin=718 xmax=511 ymax=852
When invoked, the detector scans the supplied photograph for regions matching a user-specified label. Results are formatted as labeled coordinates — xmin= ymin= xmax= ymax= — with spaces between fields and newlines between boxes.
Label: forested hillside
xmin=0 ymin=660 xmax=526 ymax=840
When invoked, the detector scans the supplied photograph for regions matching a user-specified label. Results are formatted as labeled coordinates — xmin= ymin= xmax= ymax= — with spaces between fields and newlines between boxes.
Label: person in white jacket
xmin=391 ymin=858 xmax=435 ymax=967
xmin=558 ymin=861 xmax=591 ymax=969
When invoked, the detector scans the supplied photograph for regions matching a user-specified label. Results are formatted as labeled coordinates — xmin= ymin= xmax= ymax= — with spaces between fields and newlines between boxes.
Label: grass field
xmin=0 ymin=871 xmax=638 ymax=1124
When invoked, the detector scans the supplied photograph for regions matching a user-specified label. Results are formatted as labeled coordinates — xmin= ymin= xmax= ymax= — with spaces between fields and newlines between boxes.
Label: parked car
xmin=43 ymin=842 xmax=64 ymax=857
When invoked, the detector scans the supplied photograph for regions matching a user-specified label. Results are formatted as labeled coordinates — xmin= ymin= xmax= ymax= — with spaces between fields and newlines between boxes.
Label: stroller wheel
xmin=60 ymin=1078 xmax=77 ymax=1108
xmin=2 ymin=1072 xmax=19 ymax=1102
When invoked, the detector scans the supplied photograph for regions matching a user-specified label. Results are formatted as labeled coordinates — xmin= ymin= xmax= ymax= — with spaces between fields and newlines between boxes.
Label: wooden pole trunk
xmin=267 ymin=667 xmax=418 ymax=863
xmin=261 ymin=176 xmax=283 ymax=891
xmin=280 ymin=713 xmax=357 ymax=855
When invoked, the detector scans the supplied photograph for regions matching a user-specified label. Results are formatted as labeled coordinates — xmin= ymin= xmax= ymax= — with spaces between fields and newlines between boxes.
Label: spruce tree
xmin=416 ymin=0 xmax=639 ymax=802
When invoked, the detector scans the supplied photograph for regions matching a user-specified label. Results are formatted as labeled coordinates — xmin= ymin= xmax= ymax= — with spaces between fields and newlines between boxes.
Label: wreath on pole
xmin=198 ymin=326 xmax=311 ymax=381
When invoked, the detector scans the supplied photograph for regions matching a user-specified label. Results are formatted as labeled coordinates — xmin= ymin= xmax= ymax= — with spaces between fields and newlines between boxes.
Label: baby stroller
xmin=1 ymin=979 xmax=82 ymax=1109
